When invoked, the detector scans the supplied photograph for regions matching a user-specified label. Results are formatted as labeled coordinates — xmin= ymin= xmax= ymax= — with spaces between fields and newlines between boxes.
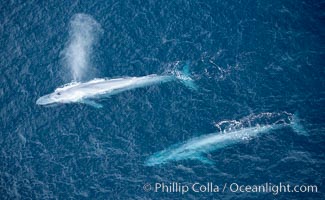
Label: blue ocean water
xmin=1 ymin=0 xmax=324 ymax=199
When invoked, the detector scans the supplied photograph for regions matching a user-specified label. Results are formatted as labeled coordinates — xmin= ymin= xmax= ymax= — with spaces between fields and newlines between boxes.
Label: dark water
xmin=1 ymin=0 xmax=324 ymax=199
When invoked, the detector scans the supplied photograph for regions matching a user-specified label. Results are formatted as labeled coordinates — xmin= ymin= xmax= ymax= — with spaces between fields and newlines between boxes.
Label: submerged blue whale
xmin=36 ymin=63 xmax=196 ymax=108
xmin=145 ymin=113 xmax=307 ymax=166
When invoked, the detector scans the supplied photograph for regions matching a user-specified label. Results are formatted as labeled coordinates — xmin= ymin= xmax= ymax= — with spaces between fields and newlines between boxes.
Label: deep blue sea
xmin=1 ymin=0 xmax=324 ymax=199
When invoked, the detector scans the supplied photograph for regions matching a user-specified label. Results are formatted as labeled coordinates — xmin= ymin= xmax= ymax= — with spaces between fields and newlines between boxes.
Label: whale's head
xmin=36 ymin=91 xmax=67 ymax=106
xmin=145 ymin=154 xmax=168 ymax=167
xmin=36 ymin=82 xmax=81 ymax=106
xmin=145 ymin=148 xmax=181 ymax=166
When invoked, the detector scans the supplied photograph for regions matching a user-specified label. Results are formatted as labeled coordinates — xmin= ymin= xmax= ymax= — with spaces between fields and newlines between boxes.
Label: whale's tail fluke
xmin=290 ymin=113 xmax=308 ymax=136
xmin=174 ymin=61 xmax=198 ymax=90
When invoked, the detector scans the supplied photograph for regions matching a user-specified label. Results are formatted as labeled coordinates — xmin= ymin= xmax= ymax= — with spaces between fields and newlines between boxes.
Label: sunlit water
xmin=1 ymin=0 xmax=324 ymax=199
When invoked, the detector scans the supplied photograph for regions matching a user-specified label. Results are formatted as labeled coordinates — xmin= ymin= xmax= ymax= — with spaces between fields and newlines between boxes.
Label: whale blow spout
xmin=62 ymin=13 xmax=103 ymax=81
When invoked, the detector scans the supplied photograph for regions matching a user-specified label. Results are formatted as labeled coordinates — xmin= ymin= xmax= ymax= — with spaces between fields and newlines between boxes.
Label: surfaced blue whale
xmin=37 ymin=63 xmax=196 ymax=108
xmin=145 ymin=113 xmax=307 ymax=166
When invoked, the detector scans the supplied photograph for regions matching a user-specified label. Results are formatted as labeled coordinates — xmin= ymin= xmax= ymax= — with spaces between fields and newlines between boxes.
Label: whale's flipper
xmin=174 ymin=61 xmax=198 ymax=90
xmin=81 ymin=100 xmax=103 ymax=108
xmin=190 ymin=154 xmax=214 ymax=165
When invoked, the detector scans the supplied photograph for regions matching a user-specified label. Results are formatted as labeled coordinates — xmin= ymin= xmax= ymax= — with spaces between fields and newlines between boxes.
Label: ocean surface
xmin=1 ymin=0 xmax=324 ymax=199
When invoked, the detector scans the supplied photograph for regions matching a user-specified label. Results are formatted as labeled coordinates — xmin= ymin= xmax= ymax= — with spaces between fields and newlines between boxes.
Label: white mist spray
xmin=63 ymin=13 xmax=103 ymax=81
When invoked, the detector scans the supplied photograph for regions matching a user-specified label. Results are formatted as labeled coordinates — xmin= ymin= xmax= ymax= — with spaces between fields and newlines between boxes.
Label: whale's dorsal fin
xmin=81 ymin=100 xmax=103 ymax=108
